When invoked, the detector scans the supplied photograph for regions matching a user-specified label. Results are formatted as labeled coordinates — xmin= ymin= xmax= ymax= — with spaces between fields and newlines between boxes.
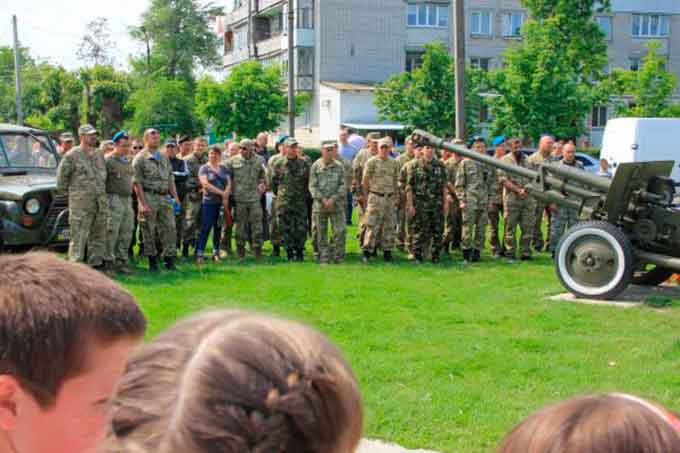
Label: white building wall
xmin=318 ymin=85 xmax=342 ymax=142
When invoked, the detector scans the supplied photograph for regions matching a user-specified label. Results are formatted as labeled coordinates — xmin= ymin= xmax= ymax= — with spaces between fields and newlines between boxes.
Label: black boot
xmin=362 ymin=250 xmax=371 ymax=263
xmin=384 ymin=250 xmax=393 ymax=262
xmin=432 ymin=252 xmax=440 ymax=264
xmin=272 ymin=245 xmax=281 ymax=257
xmin=164 ymin=256 xmax=178 ymax=271
xmin=296 ymin=248 xmax=304 ymax=262
xmin=472 ymin=249 xmax=481 ymax=263
xmin=286 ymin=249 xmax=295 ymax=262
xmin=182 ymin=243 xmax=190 ymax=259
xmin=148 ymin=255 xmax=159 ymax=273
xmin=462 ymin=249 xmax=471 ymax=263
xmin=414 ymin=252 xmax=423 ymax=264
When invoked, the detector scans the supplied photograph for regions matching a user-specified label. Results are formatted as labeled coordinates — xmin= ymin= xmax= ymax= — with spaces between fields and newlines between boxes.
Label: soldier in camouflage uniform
xmin=352 ymin=133 xmax=380 ymax=244
xmin=219 ymin=141 xmax=241 ymax=257
xmin=396 ymin=137 xmax=416 ymax=252
xmin=267 ymin=136 xmax=288 ymax=257
xmin=271 ymin=138 xmax=311 ymax=261
xmin=488 ymin=136 xmax=508 ymax=257
xmin=400 ymin=145 xmax=422 ymax=258
xmin=527 ymin=135 xmax=555 ymax=252
xmin=549 ymin=143 xmax=584 ymax=256
xmin=56 ymin=124 xmax=109 ymax=271
xmin=309 ymin=140 xmax=347 ymax=264
xmin=105 ymin=131 xmax=135 ymax=274
xmin=498 ymin=137 xmax=537 ymax=261
xmin=361 ymin=138 xmax=399 ymax=263
xmin=405 ymin=144 xmax=447 ymax=263
xmin=443 ymin=139 xmax=464 ymax=255
xmin=227 ymin=139 xmax=267 ymax=261
xmin=455 ymin=137 xmax=495 ymax=263
xmin=182 ymin=137 xmax=208 ymax=256
xmin=132 ymin=129 xmax=181 ymax=272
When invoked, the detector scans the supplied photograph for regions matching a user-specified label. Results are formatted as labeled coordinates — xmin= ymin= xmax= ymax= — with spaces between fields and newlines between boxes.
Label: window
xmin=405 ymin=51 xmax=424 ymax=72
xmin=407 ymin=3 xmax=449 ymax=28
xmin=298 ymin=47 xmax=314 ymax=75
xmin=591 ymin=106 xmax=608 ymax=128
xmin=470 ymin=57 xmax=491 ymax=71
xmin=595 ymin=16 xmax=612 ymax=40
xmin=224 ymin=31 xmax=234 ymax=53
xmin=632 ymin=14 xmax=670 ymax=37
xmin=502 ymin=11 xmax=526 ymax=37
xmin=470 ymin=11 xmax=492 ymax=36
xmin=297 ymin=7 xmax=314 ymax=29
xmin=234 ymin=27 xmax=247 ymax=50
xmin=629 ymin=57 xmax=641 ymax=71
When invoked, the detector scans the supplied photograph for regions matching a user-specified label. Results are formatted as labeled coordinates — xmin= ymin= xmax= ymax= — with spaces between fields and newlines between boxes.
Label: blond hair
xmin=106 ymin=310 xmax=363 ymax=453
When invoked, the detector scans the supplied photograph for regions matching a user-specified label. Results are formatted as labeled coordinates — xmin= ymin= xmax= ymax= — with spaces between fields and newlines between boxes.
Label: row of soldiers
xmin=56 ymin=123 xmax=583 ymax=273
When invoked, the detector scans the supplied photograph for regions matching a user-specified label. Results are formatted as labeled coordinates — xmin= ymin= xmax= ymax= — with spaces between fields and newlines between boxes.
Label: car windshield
xmin=0 ymin=133 xmax=58 ymax=169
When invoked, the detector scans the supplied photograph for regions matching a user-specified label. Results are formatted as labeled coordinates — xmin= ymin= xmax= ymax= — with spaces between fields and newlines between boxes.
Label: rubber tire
xmin=632 ymin=266 xmax=674 ymax=286
xmin=555 ymin=221 xmax=634 ymax=300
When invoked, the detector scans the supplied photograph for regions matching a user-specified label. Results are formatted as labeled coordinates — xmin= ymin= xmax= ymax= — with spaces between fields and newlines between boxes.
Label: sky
xmin=2 ymin=0 xmax=158 ymax=70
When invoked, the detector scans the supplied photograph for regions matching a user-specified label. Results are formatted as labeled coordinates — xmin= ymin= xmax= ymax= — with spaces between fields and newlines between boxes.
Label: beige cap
xmin=239 ymin=139 xmax=254 ymax=150
xmin=366 ymin=132 xmax=381 ymax=142
xmin=377 ymin=138 xmax=391 ymax=148
xmin=78 ymin=124 xmax=97 ymax=135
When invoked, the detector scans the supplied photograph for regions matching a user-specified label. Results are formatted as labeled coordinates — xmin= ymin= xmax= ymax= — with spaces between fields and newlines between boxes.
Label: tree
xmin=80 ymin=65 xmax=133 ymax=137
xmin=196 ymin=61 xmax=309 ymax=138
xmin=128 ymin=78 xmax=203 ymax=136
xmin=374 ymin=42 xmax=485 ymax=137
xmin=605 ymin=41 xmax=679 ymax=118
xmin=77 ymin=18 xmax=116 ymax=66
xmin=130 ymin=0 xmax=224 ymax=82
xmin=489 ymin=0 xmax=611 ymax=141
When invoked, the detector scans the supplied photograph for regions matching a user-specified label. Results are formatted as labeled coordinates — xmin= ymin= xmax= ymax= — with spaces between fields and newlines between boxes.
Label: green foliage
xmin=130 ymin=0 xmax=224 ymax=82
xmin=196 ymin=61 xmax=309 ymax=138
xmin=128 ymin=77 xmax=203 ymax=136
xmin=604 ymin=41 xmax=679 ymax=118
xmin=374 ymin=42 xmax=484 ymax=137
xmin=80 ymin=65 xmax=133 ymax=137
xmin=489 ymin=0 xmax=610 ymax=141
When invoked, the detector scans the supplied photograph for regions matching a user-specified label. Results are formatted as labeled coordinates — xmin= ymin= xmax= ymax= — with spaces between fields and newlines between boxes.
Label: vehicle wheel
xmin=555 ymin=221 xmax=634 ymax=300
xmin=632 ymin=266 xmax=674 ymax=286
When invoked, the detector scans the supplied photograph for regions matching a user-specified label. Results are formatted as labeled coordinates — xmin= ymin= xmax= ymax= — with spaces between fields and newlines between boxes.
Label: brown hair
xmin=0 ymin=252 xmax=146 ymax=408
xmin=498 ymin=393 xmax=680 ymax=453
xmin=106 ymin=310 xmax=363 ymax=453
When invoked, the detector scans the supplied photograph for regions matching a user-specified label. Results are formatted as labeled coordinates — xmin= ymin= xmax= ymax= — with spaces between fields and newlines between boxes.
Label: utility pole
xmin=287 ymin=0 xmax=295 ymax=137
xmin=453 ymin=0 xmax=466 ymax=141
xmin=12 ymin=15 xmax=24 ymax=126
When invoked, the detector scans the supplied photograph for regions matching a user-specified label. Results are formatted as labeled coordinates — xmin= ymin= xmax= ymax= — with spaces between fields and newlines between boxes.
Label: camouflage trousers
xmin=220 ymin=199 xmax=235 ymax=253
xmin=412 ymin=207 xmax=444 ymax=258
xmin=139 ymin=193 xmax=177 ymax=258
xmin=68 ymin=197 xmax=108 ymax=266
xmin=278 ymin=204 xmax=308 ymax=251
xmin=443 ymin=202 xmax=462 ymax=250
xmin=362 ymin=193 xmax=396 ymax=252
xmin=235 ymin=201 xmax=263 ymax=250
xmin=313 ymin=207 xmax=346 ymax=262
xmin=549 ymin=206 xmax=579 ymax=253
xmin=461 ymin=203 xmax=488 ymax=251
xmin=183 ymin=191 xmax=202 ymax=246
xmin=106 ymin=193 xmax=134 ymax=265
xmin=532 ymin=201 xmax=547 ymax=250
xmin=504 ymin=195 xmax=536 ymax=258
xmin=270 ymin=196 xmax=282 ymax=246
xmin=487 ymin=201 xmax=505 ymax=255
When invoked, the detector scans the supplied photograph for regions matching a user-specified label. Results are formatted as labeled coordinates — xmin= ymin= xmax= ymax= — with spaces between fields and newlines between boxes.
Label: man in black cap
xmin=164 ymin=139 xmax=189 ymax=252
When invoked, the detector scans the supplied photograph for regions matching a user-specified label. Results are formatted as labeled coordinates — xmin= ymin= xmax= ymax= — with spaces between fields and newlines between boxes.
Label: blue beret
xmin=276 ymin=135 xmax=289 ymax=145
xmin=491 ymin=135 xmax=506 ymax=147
xmin=112 ymin=131 xmax=129 ymax=143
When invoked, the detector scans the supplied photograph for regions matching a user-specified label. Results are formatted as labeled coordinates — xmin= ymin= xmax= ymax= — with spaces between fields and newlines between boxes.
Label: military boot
xmin=272 ymin=245 xmax=281 ymax=257
xmin=414 ymin=252 xmax=423 ymax=265
xmin=164 ymin=256 xmax=178 ymax=271
xmin=383 ymin=250 xmax=393 ymax=263
xmin=254 ymin=247 xmax=263 ymax=262
xmin=286 ymin=249 xmax=295 ymax=262
xmin=432 ymin=252 xmax=440 ymax=264
xmin=296 ymin=248 xmax=304 ymax=262
xmin=148 ymin=256 xmax=160 ymax=273
xmin=182 ymin=243 xmax=190 ymax=259
xmin=462 ymin=249 xmax=471 ymax=263
xmin=472 ymin=249 xmax=481 ymax=263
xmin=362 ymin=250 xmax=371 ymax=264
xmin=237 ymin=246 xmax=246 ymax=263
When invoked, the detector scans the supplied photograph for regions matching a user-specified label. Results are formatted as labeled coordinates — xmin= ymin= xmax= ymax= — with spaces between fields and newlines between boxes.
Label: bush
xmin=304 ymin=148 xmax=321 ymax=162
xmin=578 ymin=147 xmax=600 ymax=159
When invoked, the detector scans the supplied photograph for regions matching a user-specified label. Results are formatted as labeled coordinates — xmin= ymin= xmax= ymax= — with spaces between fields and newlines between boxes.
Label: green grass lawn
xmin=119 ymin=224 xmax=680 ymax=452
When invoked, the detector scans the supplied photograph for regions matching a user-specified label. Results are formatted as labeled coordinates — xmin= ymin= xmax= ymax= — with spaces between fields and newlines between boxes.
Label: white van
xmin=600 ymin=118 xmax=680 ymax=182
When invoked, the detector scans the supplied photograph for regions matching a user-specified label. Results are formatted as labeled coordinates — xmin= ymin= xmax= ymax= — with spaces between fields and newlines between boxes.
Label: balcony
xmin=256 ymin=33 xmax=285 ymax=56
xmin=227 ymin=5 xmax=249 ymax=25
xmin=224 ymin=48 xmax=250 ymax=68
xmin=258 ymin=0 xmax=285 ymax=13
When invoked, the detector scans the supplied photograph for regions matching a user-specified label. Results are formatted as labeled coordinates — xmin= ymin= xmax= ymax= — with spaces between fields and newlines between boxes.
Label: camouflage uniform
xmin=271 ymin=155 xmax=310 ymax=259
xmin=267 ymin=152 xmax=286 ymax=251
xmin=362 ymin=155 xmax=399 ymax=253
xmin=406 ymin=158 xmax=447 ymax=261
xmin=309 ymin=158 xmax=346 ymax=263
xmin=352 ymin=145 xmax=378 ymax=243
xmin=220 ymin=154 xmax=235 ymax=255
xmin=396 ymin=151 xmax=415 ymax=251
xmin=443 ymin=157 xmax=463 ymax=251
xmin=498 ymin=152 xmax=536 ymax=259
xmin=132 ymin=149 xmax=177 ymax=258
xmin=527 ymin=150 xmax=551 ymax=251
xmin=455 ymin=158 xmax=493 ymax=259
xmin=169 ymin=155 xmax=188 ymax=251
xmin=487 ymin=164 xmax=505 ymax=257
xmin=549 ymin=159 xmax=584 ymax=253
xmin=105 ymin=155 xmax=134 ymax=267
xmin=227 ymin=152 xmax=266 ymax=255
xmin=183 ymin=152 xmax=208 ymax=248
xmin=56 ymin=146 xmax=108 ymax=266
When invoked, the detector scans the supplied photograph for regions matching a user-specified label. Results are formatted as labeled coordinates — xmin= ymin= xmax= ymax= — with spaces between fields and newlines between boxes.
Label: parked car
xmin=574 ymin=152 xmax=599 ymax=175
xmin=0 ymin=124 xmax=69 ymax=251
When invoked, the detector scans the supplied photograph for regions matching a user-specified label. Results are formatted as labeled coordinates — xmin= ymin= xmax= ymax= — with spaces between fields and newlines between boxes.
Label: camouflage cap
xmin=321 ymin=139 xmax=338 ymax=148
xmin=100 ymin=140 xmax=114 ymax=149
xmin=78 ymin=124 xmax=98 ymax=135
xmin=377 ymin=138 xmax=391 ymax=148
xmin=59 ymin=132 xmax=74 ymax=142
xmin=285 ymin=137 xmax=299 ymax=147
xmin=451 ymin=138 xmax=465 ymax=146
xmin=383 ymin=136 xmax=394 ymax=147
xmin=239 ymin=139 xmax=255 ymax=150
xmin=366 ymin=132 xmax=381 ymax=142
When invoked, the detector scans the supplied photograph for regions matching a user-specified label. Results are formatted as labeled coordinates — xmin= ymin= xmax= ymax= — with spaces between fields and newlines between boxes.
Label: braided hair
xmin=106 ymin=310 xmax=363 ymax=453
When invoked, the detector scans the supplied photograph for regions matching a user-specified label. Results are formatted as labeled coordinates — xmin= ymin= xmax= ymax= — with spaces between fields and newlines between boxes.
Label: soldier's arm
xmin=454 ymin=162 xmax=466 ymax=203
xmin=271 ymin=163 xmax=280 ymax=195
xmin=308 ymin=165 xmax=322 ymax=201
xmin=132 ymin=158 xmax=149 ymax=209
xmin=334 ymin=167 xmax=346 ymax=206
xmin=361 ymin=160 xmax=373 ymax=199
xmin=56 ymin=153 xmax=73 ymax=193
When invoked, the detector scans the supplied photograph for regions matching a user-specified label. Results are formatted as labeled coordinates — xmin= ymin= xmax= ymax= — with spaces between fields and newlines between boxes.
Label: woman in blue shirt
xmin=196 ymin=145 xmax=231 ymax=264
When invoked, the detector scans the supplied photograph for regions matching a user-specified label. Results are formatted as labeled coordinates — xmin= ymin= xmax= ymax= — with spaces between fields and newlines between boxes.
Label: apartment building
xmin=221 ymin=0 xmax=680 ymax=146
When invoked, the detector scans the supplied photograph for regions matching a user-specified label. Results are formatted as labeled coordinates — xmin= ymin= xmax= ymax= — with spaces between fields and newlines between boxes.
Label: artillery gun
xmin=411 ymin=129 xmax=680 ymax=300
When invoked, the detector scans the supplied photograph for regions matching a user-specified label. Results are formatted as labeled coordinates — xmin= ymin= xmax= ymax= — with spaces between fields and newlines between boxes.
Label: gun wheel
xmin=555 ymin=221 xmax=633 ymax=300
